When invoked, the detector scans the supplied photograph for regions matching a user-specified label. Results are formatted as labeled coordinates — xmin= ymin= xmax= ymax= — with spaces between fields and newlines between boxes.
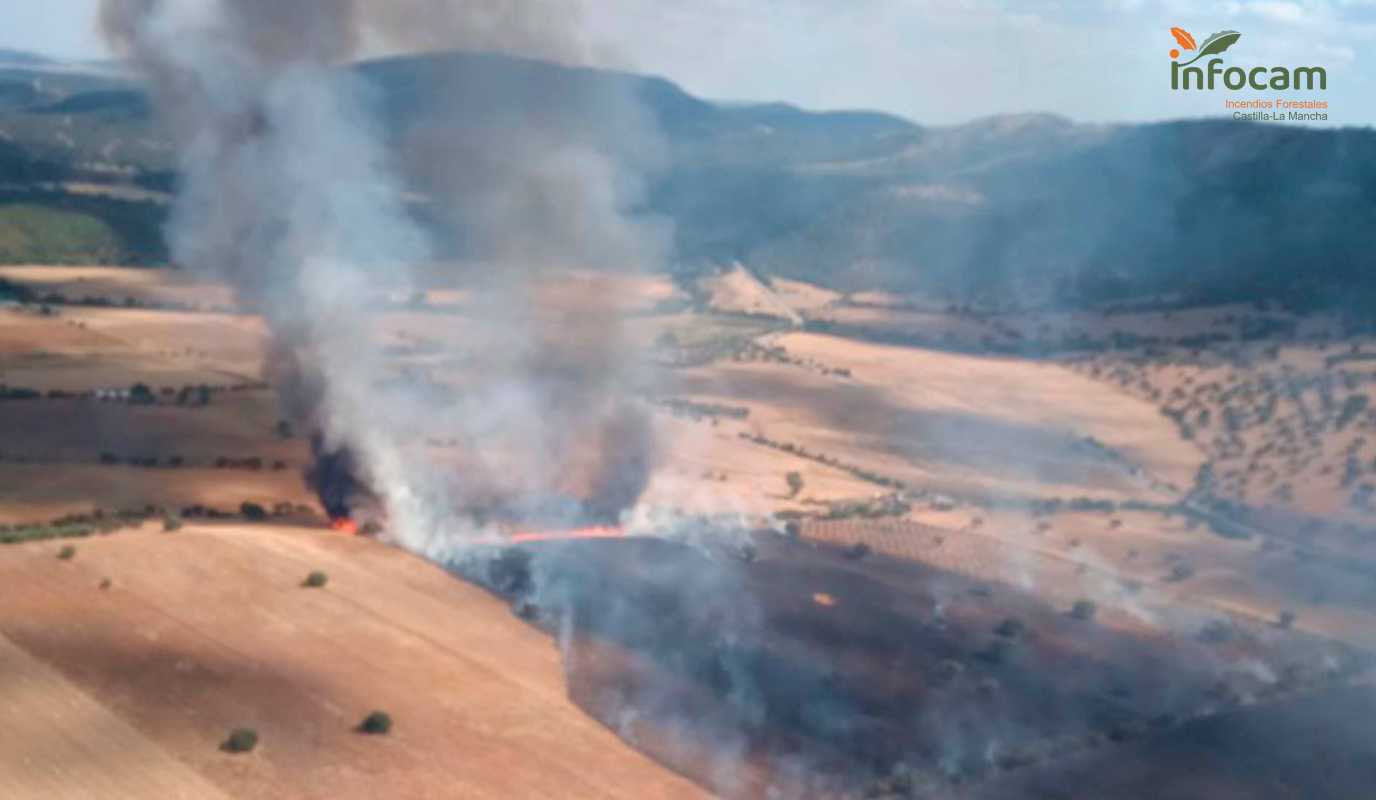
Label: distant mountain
xmin=735 ymin=117 xmax=1376 ymax=311
xmin=0 ymin=50 xmax=1372 ymax=312
xmin=0 ymin=49 xmax=54 ymax=66
xmin=355 ymin=52 xmax=919 ymax=168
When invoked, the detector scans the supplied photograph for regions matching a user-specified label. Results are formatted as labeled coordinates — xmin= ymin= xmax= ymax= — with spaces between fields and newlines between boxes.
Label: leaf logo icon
xmin=1170 ymin=27 xmax=1197 ymax=51
xmin=1177 ymin=30 xmax=1242 ymax=66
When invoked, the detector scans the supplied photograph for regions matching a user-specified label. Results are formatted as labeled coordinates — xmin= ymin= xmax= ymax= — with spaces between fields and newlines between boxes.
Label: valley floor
xmin=3 ymin=264 xmax=1376 ymax=796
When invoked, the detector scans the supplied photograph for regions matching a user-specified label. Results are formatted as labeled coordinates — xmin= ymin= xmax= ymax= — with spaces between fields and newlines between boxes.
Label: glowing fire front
xmin=330 ymin=518 xmax=359 ymax=535
xmin=329 ymin=517 xmax=624 ymax=545
xmin=506 ymin=526 xmax=626 ymax=544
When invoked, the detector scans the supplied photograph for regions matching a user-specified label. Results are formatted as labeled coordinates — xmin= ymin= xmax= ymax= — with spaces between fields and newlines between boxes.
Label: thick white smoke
xmin=99 ymin=0 xmax=670 ymax=551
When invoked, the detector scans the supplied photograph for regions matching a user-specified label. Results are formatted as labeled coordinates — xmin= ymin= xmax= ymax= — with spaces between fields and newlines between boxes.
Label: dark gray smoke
xmin=98 ymin=0 xmax=668 ymax=537
xmin=304 ymin=434 xmax=368 ymax=521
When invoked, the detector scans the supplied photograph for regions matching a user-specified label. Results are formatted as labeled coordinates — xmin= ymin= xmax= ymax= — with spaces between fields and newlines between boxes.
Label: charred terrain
xmin=5 ymin=264 xmax=1376 ymax=797
xmin=1 ymin=11 xmax=1376 ymax=798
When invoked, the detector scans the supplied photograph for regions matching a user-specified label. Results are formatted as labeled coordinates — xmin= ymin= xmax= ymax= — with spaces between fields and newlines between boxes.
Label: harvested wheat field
xmin=0 ymin=464 xmax=314 ymax=525
xmin=0 ymin=392 xmax=298 ymax=464
xmin=669 ymin=331 xmax=1201 ymax=506
xmin=777 ymin=332 xmax=1202 ymax=495
xmin=0 ymin=525 xmax=705 ymax=799
xmin=0 ymin=308 xmax=261 ymax=392
xmin=0 ymin=266 xmax=237 ymax=310
xmin=640 ymin=414 xmax=878 ymax=515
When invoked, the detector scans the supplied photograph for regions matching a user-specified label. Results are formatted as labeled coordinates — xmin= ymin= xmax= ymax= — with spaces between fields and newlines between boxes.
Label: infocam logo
xmin=1168 ymin=27 xmax=1326 ymax=91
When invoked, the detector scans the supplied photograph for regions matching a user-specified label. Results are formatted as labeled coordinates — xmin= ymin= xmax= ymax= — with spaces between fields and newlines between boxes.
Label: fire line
xmin=331 ymin=518 xmax=359 ymax=535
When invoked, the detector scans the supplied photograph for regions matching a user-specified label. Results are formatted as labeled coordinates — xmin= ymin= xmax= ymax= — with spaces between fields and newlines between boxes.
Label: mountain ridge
xmin=0 ymin=49 xmax=1371 ymax=312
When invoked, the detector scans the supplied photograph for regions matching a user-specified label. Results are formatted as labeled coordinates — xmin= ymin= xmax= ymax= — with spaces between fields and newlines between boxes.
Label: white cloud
xmin=1316 ymin=41 xmax=1359 ymax=59
xmin=1245 ymin=1 xmax=1309 ymax=24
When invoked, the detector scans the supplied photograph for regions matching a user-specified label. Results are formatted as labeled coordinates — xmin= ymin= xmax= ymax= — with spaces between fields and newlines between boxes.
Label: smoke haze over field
xmin=98 ymin=0 xmax=668 ymax=539
xmin=94 ymin=10 xmax=780 ymax=793
xmin=78 ymin=4 xmax=1376 ymax=798
xmin=100 ymin=0 xmax=596 ymax=66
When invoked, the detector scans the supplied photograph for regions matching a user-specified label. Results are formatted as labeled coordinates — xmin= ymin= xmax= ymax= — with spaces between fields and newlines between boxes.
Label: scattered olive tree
xmin=221 ymin=727 xmax=258 ymax=754
xmin=358 ymin=711 xmax=392 ymax=735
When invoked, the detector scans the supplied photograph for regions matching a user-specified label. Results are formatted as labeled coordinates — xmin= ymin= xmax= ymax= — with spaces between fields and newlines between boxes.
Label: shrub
xmin=842 ymin=542 xmax=871 ymax=560
xmin=128 ymin=383 xmax=156 ymax=405
xmin=785 ymin=471 xmax=804 ymax=498
xmin=302 ymin=571 xmax=328 ymax=588
xmin=162 ymin=515 xmax=183 ymax=532
xmin=1338 ymin=395 xmax=1369 ymax=431
xmin=933 ymin=658 xmax=965 ymax=684
xmin=358 ymin=710 xmax=392 ymax=735
xmin=976 ymin=639 xmax=1011 ymax=665
xmin=1198 ymin=620 xmax=1234 ymax=644
xmin=994 ymin=617 xmax=1025 ymax=638
xmin=1277 ymin=609 xmax=1296 ymax=629
xmin=57 ymin=545 xmax=76 ymax=560
xmin=1071 ymin=600 xmax=1098 ymax=621
xmin=221 ymin=727 xmax=258 ymax=753
xmin=865 ymin=764 xmax=923 ymax=797
xmin=240 ymin=502 xmax=267 ymax=521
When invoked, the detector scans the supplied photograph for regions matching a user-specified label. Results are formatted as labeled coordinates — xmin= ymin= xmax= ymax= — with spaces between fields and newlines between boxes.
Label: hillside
xmin=4 ymin=256 xmax=1376 ymax=796
xmin=0 ymin=51 xmax=1372 ymax=310
xmin=0 ymin=524 xmax=705 ymax=799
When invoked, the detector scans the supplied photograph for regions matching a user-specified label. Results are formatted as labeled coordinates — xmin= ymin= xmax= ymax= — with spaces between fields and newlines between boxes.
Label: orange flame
xmin=331 ymin=517 xmax=359 ymax=535
xmin=507 ymin=525 xmax=625 ymax=544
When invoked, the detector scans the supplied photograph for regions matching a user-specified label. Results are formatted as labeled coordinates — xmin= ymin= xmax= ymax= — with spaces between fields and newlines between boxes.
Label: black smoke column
xmin=305 ymin=433 xmax=368 ymax=520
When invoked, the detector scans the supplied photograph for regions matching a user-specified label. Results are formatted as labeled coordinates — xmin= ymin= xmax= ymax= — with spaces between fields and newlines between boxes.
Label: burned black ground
xmin=464 ymin=531 xmax=1365 ymax=797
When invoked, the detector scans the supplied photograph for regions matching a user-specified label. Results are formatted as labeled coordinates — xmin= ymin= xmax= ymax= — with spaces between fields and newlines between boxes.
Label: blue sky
xmin=5 ymin=0 xmax=1374 ymax=126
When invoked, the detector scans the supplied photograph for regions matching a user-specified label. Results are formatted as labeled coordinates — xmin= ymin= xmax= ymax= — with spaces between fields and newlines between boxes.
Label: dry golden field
xmin=4 ymin=265 xmax=1376 ymax=796
xmin=0 ymin=526 xmax=705 ymax=799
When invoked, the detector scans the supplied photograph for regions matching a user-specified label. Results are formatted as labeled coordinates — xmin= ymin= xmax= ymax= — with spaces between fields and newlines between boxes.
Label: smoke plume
xmin=99 ymin=0 xmax=667 ymax=539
